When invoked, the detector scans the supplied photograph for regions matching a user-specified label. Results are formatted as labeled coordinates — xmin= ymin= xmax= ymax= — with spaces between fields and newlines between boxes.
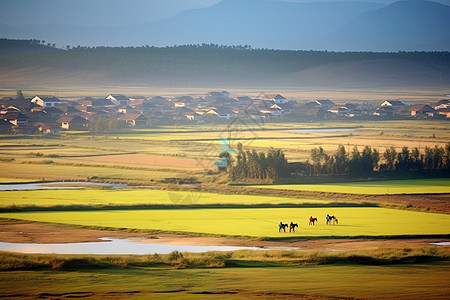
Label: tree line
xmin=303 ymin=143 xmax=450 ymax=176
xmin=228 ymin=143 xmax=289 ymax=181
xmin=1 ymin=39 xmax=449 ymax=82
xmin=222 ymin=143 xmax=450 ymax=181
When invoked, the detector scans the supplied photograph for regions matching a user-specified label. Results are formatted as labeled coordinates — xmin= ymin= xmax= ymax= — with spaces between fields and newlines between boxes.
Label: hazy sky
xmin=1 ymin=0 xmax=449 ymax=26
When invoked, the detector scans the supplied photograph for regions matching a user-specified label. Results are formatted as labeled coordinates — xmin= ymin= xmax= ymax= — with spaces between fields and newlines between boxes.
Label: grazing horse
xmin=309 ymin=217 xmax=318 ymax=225
xmin=279 ymin=222 xmax=288 ymax=232
xmin=289 ymin=222 xmax=298 ymax=232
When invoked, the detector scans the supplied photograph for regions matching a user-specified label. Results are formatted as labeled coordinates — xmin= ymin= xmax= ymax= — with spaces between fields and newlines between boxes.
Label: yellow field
xmin=2 ymin=207 xmax=449 ymax=238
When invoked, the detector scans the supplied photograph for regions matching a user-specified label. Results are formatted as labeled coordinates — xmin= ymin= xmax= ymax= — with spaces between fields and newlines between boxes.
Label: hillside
xmin=0 ymin=39 xmax=449 ymax=89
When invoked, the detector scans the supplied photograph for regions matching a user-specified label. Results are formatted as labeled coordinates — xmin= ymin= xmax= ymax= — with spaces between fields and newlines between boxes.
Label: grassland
xmin=248 ymin=178 xmax=450 ymax=195
xmin=2 ymin=207 xmax=449 ymax=238
xmin=0 ymin=118 xmax=449 ymax=299
xmin=1 ymin=119 xmax=449 ymax=173
xmin=0 ymin=251 xmax=449 ymax=299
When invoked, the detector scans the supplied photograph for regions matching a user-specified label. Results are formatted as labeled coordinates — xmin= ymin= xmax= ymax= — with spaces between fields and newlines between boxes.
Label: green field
xmin=1 ymin=264 xmax=449 ymax=300
xmin=1 ymin=120 xmax=449 ymax=299
xmin=0 ymin=178 xmax=37 ymax=183
xmin=249 ymin=178 xmax=450 ymax=195
xmin=0 ymin=189 xmax=329 ymax=208
xmin=2 ymin=207 xmax=449 ymax=238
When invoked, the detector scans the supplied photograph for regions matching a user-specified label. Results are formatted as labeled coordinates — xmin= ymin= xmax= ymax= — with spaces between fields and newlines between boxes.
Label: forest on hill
xmin=1 ymin=39 xmax=449 ymax=87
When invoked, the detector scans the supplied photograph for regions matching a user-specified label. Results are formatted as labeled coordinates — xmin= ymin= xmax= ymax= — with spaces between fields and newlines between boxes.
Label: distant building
xmin=410 ymin=104 xmax=435 ymax=118
xmin=56 ymin=116 xmax=90 ymax=130
xmin=118 ymin=113 xmax=149 ymax=126
xmin=263 ymin=94 xmax=287 ymax=104
xmin=315 ymin=99 xmax=335 ymax=109
xmin=379 ymin=100 xmax=405 ymax=108
xmin=207 ymin=107 xmax=234 ymax=119
xmin=106 ymin=94 xmax=130 ymax=106
xmin=31 ymin=96 xmax=63 ymax=107
xmin=0 ymin=111 xmax=29 ymax=125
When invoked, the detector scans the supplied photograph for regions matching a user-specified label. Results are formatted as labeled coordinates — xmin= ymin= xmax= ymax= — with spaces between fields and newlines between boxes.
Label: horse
xmin=326 ymin=215 xmax=338 ymax=225
xmin=289 ymin=222 xmax=298 ymax=232
xmin=309 ymin=217 xmax=318 ymax=225
xmin=279 ymin=223 xmax=288 ymax=232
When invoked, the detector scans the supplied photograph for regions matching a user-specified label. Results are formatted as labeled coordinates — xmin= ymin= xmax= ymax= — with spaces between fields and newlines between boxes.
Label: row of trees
xmin=2 ymin=39 xmax=449 ymax=83
xmin=228 ymin=143 xmax=289 ymax=180
xmin=306 ymin=143 xmax=450 ymax=176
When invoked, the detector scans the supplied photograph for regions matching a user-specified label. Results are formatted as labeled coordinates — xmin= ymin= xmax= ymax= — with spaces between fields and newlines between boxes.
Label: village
xmin=0 ymin=91 xmax=449 ymax=134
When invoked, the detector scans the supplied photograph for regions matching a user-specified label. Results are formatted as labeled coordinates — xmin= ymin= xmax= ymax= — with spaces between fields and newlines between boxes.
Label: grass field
xmin=248 ymin=178 xmax=450 ymax=195
xmin=1 ymin=263 xmax=449 ymax=299
xmin=2 ymin=207 xmax=449 ymax=238
xmin=0 ymin=178 xmax=37 ymax=183
xmin=0 ymin=189 xmax=329 ymax=208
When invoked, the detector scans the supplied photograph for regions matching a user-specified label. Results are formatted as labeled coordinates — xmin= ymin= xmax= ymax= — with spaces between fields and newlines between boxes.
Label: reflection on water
xmin=0 ymin=182 xmax=127 ymax=191
xmin=0 ymin=238 xmax=299 ymax=254
xmin=429 ymin=242 xmax=450 ymax=246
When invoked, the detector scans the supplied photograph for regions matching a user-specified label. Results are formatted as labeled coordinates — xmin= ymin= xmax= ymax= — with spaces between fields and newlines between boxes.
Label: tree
xmin=334 ymin=144 xmax=348 ymax=174
xmin=383 ymin=146 xmax=397 ymax=171
xmin=15 ymin=90 xmax=24 ymax=100
xmin=395 ymin=146 xmax=411 ymax=172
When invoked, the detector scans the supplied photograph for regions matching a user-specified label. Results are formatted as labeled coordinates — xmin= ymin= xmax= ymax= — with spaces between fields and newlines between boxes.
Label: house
xmin=328 ymin=106 xmax=349 ymax=116
xmin=31 ymin=96 xmax=63 ymax=107
xmin=58 ymin=106 xmax=82 ymax=116
xmin=373 ymin=106 xmax=395 ymax=117
xmin=410 ymin=104 xmax=435 ymax=118
xmin=43 ymin=107 xmax=64 ymax=119
xmin=315 ymin=99 xmax=335 ymax=109
xmin=56 ymin=116 xmax=90 ymax=130
xmin=118 ymin=113 xmax=149 ymax=126
xmin=236 ymin=96 xmax=254 ymax=107
xmin=0 ymin=111 xmax=29 ymax=125
xmin=436 ymin=107 xmax=450 ymax=118
xmin=379 ymin=100 xmax=405 ymax=109
xmin=33 ymin=122 xmax=61 ymax=134
xmin=173 ymin=99 xmax=186 ymax=108
xmin=207 ymin=107 xmax=234 ymax=120
xmin=261 ymin=104 xmax=283 ymax=117
xmin=106 ymin=94 xmax=130 ymax=106
xmin=118 ymin=105 xmax=134 ymax=114
xmin=304 ymin=108 xmax=330 ymax=119
xmin=77 ymin=97 xmax=114 ymax=108
xmin=277 ymin=102 xmax=294 ymax=114
xmin=184 ymin=112 xmax=200 ymax=121
xmin=262 ymin=94 xmax=287 ymax=104
xmin=433 ymin=99 xmax=450 ymax=110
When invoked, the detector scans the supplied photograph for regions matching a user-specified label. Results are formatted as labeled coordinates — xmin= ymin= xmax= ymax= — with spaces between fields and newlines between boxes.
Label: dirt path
xmin=0 ymin=221 xmax=448 ymax=252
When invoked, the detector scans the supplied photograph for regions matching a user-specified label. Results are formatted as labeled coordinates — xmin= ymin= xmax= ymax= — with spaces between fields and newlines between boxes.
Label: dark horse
xmin=279 ymin=222 xmax=288 ymax=232
xmin=309 ymin=217 xmax=318 ymax=225
xmin=289 ymin=222 xmax=298 ymax=232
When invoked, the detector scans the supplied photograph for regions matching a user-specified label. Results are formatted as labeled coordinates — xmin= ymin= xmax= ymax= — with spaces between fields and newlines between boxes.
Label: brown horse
xmin=332 ymin=216 xmax=338 ymax=225
xmin=309 ymin=217 xmax=318 ymax=225
xmin=289 ymin=222 xmax=298 ymax=232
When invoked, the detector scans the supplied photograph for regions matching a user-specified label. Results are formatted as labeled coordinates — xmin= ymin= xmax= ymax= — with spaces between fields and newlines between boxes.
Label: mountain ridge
xmin=1 ymin=1 xmax=449 ymax=51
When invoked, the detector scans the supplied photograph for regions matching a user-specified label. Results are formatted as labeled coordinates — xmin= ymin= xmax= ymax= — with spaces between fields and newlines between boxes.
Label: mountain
xmin=138 ymin=0 xmax=384 ymax=49
xmin=325 ymin=0 xmax=450 ymax=51
xmin=0 ymin=0 xmax=449 ymax=51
